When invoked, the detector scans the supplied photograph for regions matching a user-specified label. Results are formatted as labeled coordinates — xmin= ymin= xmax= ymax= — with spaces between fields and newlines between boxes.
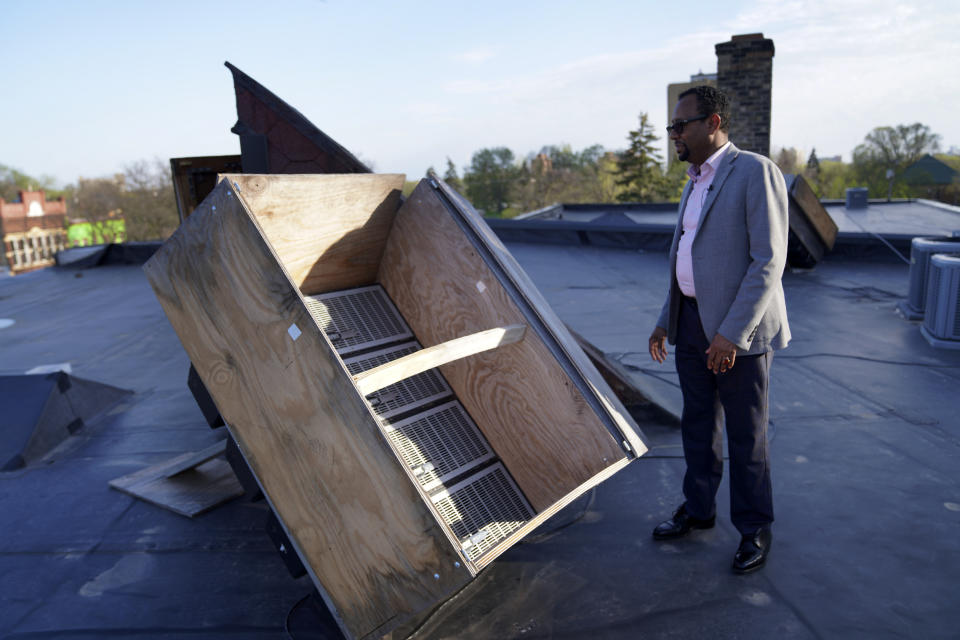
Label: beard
xmin=676 ymin=143 xmax=690 ymax=162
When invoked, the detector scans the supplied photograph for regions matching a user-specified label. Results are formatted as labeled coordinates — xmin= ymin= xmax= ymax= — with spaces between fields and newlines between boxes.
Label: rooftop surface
xmin=510 ymin=198 xmax=960 ymax=248
xmin=2 ymin=206 xmax=960 ymax=638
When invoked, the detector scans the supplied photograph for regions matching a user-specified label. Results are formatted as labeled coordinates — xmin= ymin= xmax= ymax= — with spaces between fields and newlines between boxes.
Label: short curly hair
xmin=678 ymin=85 xmax=730 ymax=133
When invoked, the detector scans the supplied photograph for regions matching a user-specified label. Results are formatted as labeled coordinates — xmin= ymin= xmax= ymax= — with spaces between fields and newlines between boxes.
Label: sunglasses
xmin=666 ymin=114 xmax=709 ymax=135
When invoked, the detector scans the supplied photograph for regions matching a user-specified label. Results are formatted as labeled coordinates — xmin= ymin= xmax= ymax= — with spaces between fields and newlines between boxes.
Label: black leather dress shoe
xmin=652 ymin=504 xmax=716 ymax=540
xmin=732 ymin=527 xmax=772 ymax=574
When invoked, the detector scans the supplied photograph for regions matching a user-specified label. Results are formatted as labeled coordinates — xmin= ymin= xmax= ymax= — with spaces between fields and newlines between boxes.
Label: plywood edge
xmin=429 ymin=176 xmax=649 ymax=457
xmin=218 ymin=172 xmax=405 ymax=190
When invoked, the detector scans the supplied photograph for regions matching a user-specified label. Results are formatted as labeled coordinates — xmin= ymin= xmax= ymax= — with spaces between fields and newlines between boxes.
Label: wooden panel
xmin=787 ymin=173 xmax=838 ymax=249
xmin=222 ymin=173 xmax=404 ymax=295
xmin=378 ymin=181 xmax=630 ymax=513
xmin=787 ymin=205 xmax=825 ymax=268
xmin=108 ymin=441 xmax=244 ymax=518
xmin=432 ymin=177 xmax=648 ymax=458
xmin=143 ymin=180 xmax=470 ymax=640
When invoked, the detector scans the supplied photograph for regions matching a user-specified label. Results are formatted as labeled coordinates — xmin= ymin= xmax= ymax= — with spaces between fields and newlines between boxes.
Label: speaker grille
xmin=384 ymin=402 xmax=495 ymax=492
xmin=431 ymin=463 xmax=534 ymax=563
xmin=342 ymin=343 xmax=452 ymax=419
xmin=305 ymin=284 xmax=534 ymax=564
xmin=305 ymin=285 xmax=411 ymax=355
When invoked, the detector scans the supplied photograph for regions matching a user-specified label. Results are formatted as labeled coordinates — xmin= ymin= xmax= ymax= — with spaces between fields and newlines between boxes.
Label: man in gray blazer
xmin=648 ymin=86 xmax=790 ymax=574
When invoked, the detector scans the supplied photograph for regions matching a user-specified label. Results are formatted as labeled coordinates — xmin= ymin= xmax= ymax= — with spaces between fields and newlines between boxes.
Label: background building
xmin=0 ymin=190 xmax=67 ymax=274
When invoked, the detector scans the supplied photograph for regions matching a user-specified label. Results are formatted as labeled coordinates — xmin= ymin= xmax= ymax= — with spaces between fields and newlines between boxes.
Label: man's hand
xmin=649 ymin=327 xmax=668 ymax=363
xmin=705 ymin=334 xmax=738 ymax=374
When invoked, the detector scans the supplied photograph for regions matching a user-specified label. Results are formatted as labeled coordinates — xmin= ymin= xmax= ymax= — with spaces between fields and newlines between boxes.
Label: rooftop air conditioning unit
xmin=845 ymin=187 xmax=868 ymax=210
xmin=921 ymin=253 xmax=960 ymax=349
xmin=898 ymin=237 xmax=960 ymax=320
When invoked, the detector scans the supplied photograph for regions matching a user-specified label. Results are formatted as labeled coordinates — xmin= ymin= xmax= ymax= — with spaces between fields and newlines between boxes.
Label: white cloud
xmin=456 ymin=48 xmax=497 ymax=64
xmin=742 ymin=0 xmax=960 ymax=157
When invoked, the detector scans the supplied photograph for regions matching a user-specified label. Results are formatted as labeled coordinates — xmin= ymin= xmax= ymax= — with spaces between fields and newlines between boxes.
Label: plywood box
xmin=143 ymin=173 xmax=647 ymax=640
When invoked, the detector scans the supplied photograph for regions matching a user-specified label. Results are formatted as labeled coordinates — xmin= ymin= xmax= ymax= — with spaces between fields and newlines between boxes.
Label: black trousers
xmin=675 ymin=296 xmax=774 ymax=535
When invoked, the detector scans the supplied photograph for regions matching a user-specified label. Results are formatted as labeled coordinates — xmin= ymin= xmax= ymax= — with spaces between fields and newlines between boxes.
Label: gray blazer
xmin=656 ymin=143 xmax=791 ymax=355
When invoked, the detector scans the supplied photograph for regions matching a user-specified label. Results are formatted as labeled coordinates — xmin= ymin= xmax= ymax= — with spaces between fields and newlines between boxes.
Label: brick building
xmin=0 ymin=190 xmax=68 ymax=274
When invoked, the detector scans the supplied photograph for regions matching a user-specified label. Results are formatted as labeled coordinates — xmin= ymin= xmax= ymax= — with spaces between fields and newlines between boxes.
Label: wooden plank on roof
xmin=108 ymin=441 xmax=243 ymax=517
xmin=143 ymin=180 xmax=471 ymax=640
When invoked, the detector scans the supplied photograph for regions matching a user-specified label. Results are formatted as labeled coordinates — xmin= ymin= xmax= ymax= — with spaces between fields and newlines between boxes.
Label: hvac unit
xmin=845 ymin=187 xmax=869 ymax=209
xmin=898 ymin=237 xmax=960 ymax=320
xmin=920 ymin=253 xmax=960 ymax=349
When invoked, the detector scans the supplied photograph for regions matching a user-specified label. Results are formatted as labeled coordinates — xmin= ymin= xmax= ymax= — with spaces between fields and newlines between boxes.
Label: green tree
xmin=596 ymin=151 xmax=626 ymax=203
xmin=852 ymin=123 xmax=941 ymax=197
xmin=463 ymin=147 xmax=520 ymax=215
xmin=813 ymin=159 xmax=855 ymax=199
xmin=513 ymin=144 xmax=612 ymax=212
xmin=67 ymin=174 xmax=125 ymax=243
xmin=120 ymin=158 xmax=179 ymax=241
xmin=442 ymin=157 xmax=465 ymax=194
xmin=0 ymin=163 xmax=62 ymax=201
xmin=616 ymin=113 xmax=670 ymax=202
xmin=661 ymin=160 xmax=690 ymax=201
xmin=773 ymin=146 xmax=805 ymax=177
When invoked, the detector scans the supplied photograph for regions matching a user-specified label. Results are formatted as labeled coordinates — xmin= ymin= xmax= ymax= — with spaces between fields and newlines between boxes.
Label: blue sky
xmin=4 ymin=0 xmax=959 ymax=187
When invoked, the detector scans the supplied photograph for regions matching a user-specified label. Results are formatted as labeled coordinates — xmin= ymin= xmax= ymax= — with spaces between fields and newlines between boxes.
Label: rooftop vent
xmin=1 ymin=373 xmax=131 ymax=471
xmin=899 ymin=237 xmax=960 ymax=320
xmin=845 ymin=187 xmax=869 ymax=210
xmin=921 ymin=253 xmax=960 ymax=349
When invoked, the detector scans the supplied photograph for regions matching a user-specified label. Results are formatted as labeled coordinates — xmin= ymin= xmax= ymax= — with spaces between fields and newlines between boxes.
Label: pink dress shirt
xmin=676 ymin=142 xmax=731 ymax=298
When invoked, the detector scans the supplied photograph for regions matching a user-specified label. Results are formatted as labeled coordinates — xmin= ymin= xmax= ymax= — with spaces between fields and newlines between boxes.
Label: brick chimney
xmin=715 ymin=33 xmax=775 ymax=157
